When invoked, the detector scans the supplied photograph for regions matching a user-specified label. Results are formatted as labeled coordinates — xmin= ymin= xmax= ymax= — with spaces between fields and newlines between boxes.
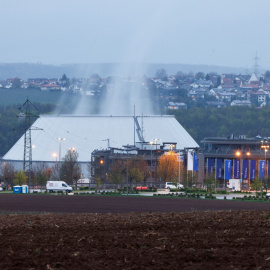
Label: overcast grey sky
xmin=1 ymin=0 xmax=270 ymax=70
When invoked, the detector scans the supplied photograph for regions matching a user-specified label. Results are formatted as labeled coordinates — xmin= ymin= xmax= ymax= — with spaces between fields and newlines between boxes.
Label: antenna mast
xmin=253 ymin=51 xmax=260 ymax=75
xmin=134 ymin=105 xmax=136 ymax=146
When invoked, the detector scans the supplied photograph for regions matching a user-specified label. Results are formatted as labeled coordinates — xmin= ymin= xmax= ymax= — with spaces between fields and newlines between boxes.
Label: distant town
xmin=1 ymin=69 xmax=269 ymax=110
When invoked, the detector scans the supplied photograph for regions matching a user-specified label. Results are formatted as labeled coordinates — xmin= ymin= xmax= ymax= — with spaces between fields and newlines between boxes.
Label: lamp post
xmin=169 ymin=144 xmax=175 ymax=155
xmin=3 ymin=161 xmax=6 ymax=183
xmin=52 ymin=153 xmax=57 ymax=178
xmin=150 ymin=141 xmax=153 ymax=187
xmin=123 ymin=146 xmax=137 ymax=195
xmin=236 ymin=150 xmax=251 ymax=191
xmin=169 ymin=144 xmax=175 ymax=184
xmin=261 ymin=140 xmax=269 ymax=199
xmin=57 ymin=138 xmax=65 ymax=181
xmin=28 ymin=145 xmax=36 ymax=191
xmin=236 ymin=151 xmax=242 ymax=192
xmin=127 ymin=151 xmax=129 ymax=195
xmin=153 ymin=138 xmax=160 ymax=186
xmin=52 ymin=153 xmax=57 ymax=162
xmin=70 ymin=147 xmax=75 ymax=185
xmin=99 ymin=157 xmax=105 ymax=190
xmin=178 ymin=152 xmax=181 ymax=185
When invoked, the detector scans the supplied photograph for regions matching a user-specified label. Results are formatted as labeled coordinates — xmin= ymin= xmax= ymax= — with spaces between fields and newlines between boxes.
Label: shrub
xmin=197 ymin=189 xmax=207 ymax=193
xmin=79 ymin=186 xmax=89 ymax=190
xmin=217 ymin=190 xmax=227 ymax=194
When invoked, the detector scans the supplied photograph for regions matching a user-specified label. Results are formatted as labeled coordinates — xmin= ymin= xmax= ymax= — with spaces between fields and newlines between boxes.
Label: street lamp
xmin=123 ymin=146 xmax=137 ymax=195
xmin=235 ymin=150 xmax=251 ymax=191
xmin=178 ymin=152 xmax=181 ymax=185
xmin=150 ymin=141 xmax=153 ymax=187
xmin=153 ymin=138 xmax=161 ymax=186
xmin=261 ymin=140 xmax=269 ymax=199
xmin=52 ymin=153 xmax=58 ymax=181
xmin=170 ymin=144 xmax=175 ymax=153
xmin=70 ymin=147 xmax=75 ymax=185
xmin=127 ymin=151 xmax=129 ymax=195
xmin=57 ymin=138 xmax=65 ymax=181
xmin=3 ymin=161 xmax=6 ymax=184
xmin=52 ymin=153 xmax=57 ymax=162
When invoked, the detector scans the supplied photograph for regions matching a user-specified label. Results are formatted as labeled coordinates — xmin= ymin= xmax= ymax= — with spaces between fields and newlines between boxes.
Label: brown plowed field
xmin=1 ymin=194 xmax=270 ymax=213
xmin=1 ymin=194 xmax=270 ymax=269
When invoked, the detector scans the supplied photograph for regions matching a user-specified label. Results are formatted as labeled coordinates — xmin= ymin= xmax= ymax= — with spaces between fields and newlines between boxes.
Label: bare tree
xmin=60 ymin=149 xmax=81 ymax=189
xmin=108 ymin=160 xmax=125 ymax=188
xmin=155 ymin=68 xmax=167 ymax=80
xmin=33 ymin=163 xmax=52 ymax=188
xmin=0 ymin=162 xmax=15 ymax=188
xmin=124 ymin=156 xmax=149 ymax=188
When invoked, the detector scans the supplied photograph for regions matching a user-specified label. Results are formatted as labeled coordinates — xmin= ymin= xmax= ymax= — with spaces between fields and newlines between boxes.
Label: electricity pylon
xmin=17 ymin=98 xmax=42 ymax=191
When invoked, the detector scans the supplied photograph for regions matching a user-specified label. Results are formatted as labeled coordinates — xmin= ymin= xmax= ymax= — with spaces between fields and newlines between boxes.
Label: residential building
xmin=230 ymin=100 xmax=252 ymax=107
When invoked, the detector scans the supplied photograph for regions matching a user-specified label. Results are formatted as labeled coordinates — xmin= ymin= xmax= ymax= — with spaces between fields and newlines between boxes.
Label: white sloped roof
xmin=3 ymin=115 xmax=198 ymax=162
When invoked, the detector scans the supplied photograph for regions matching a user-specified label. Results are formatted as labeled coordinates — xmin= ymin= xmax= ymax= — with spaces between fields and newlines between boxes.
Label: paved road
xmin=0 ymin=194 xmax=270 ymax=213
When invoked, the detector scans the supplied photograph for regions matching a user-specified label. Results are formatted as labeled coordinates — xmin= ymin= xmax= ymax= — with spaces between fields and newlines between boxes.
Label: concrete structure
xmin=1 ymin=115 xmax=199 ymax=178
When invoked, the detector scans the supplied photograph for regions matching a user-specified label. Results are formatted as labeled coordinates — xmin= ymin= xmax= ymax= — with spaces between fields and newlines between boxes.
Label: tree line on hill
xmin=172 ymin=106 xmax=270 ymax=144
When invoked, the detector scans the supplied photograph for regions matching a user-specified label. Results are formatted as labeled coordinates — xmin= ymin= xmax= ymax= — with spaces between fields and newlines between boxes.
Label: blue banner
xmin=207 ymin=158 xmax=215 ymax=176
xmin=265 ymin=160 xmax=270 ymax=178
xmin=234 ymin=159 xmax=240 ymax=179
xmin=224 ymin=160 xmax=231 ymax=180
xmin=259 ymin=160 xmax=265 ymax=180
xmin=250 ymin=160 xmax=256 ymax=180
xmin=216 ymin=159 xmax=223 ymax=179
xmin=193 ymin=153 xmax=198 ymax=171
xmin=242 ymin=160 xmax=248 ymax=179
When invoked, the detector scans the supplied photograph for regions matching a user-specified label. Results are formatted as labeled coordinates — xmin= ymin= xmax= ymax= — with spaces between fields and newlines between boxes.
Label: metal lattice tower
xmin=253 ymin=51 xmax=260 ymax=75
xmin=18 ymin=98 xmax=42 ymax=190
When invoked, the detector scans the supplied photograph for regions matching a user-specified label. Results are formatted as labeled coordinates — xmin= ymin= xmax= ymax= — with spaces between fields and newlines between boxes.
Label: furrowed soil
xmin=0 ymin=195 xmax=270 ymax=269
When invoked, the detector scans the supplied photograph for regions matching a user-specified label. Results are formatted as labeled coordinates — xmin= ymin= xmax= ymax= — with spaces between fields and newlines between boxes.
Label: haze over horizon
xmin=1 ymin=0 xmax=270 ymax=74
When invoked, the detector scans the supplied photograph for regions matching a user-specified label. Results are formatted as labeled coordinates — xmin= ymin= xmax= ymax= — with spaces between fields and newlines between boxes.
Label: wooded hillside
xmin=173 ymin=106 xmax=270 ymax=144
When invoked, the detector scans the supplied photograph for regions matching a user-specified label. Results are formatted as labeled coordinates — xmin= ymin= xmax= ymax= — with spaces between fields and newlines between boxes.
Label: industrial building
xmin=1 ymin=115 xmax=199 ymax=181
xmin=199 ymin=135 xmax=270 ymax=190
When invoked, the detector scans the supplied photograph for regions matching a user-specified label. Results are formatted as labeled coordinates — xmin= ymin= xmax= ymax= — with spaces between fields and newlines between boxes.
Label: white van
xmin=165 ymin=182 xmax=184 ymax=190
xmin=46 ymin=181 xmax=73 ymax=193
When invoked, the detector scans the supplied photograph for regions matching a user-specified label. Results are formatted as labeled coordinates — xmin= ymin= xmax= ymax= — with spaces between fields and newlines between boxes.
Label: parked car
xmin=266 ymin=193 xmax=270 ymax=199
xmin=165 ymin=182 xmax=184 ymax=190
xmin=0 ymin=187 xmax=3 ymax=192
